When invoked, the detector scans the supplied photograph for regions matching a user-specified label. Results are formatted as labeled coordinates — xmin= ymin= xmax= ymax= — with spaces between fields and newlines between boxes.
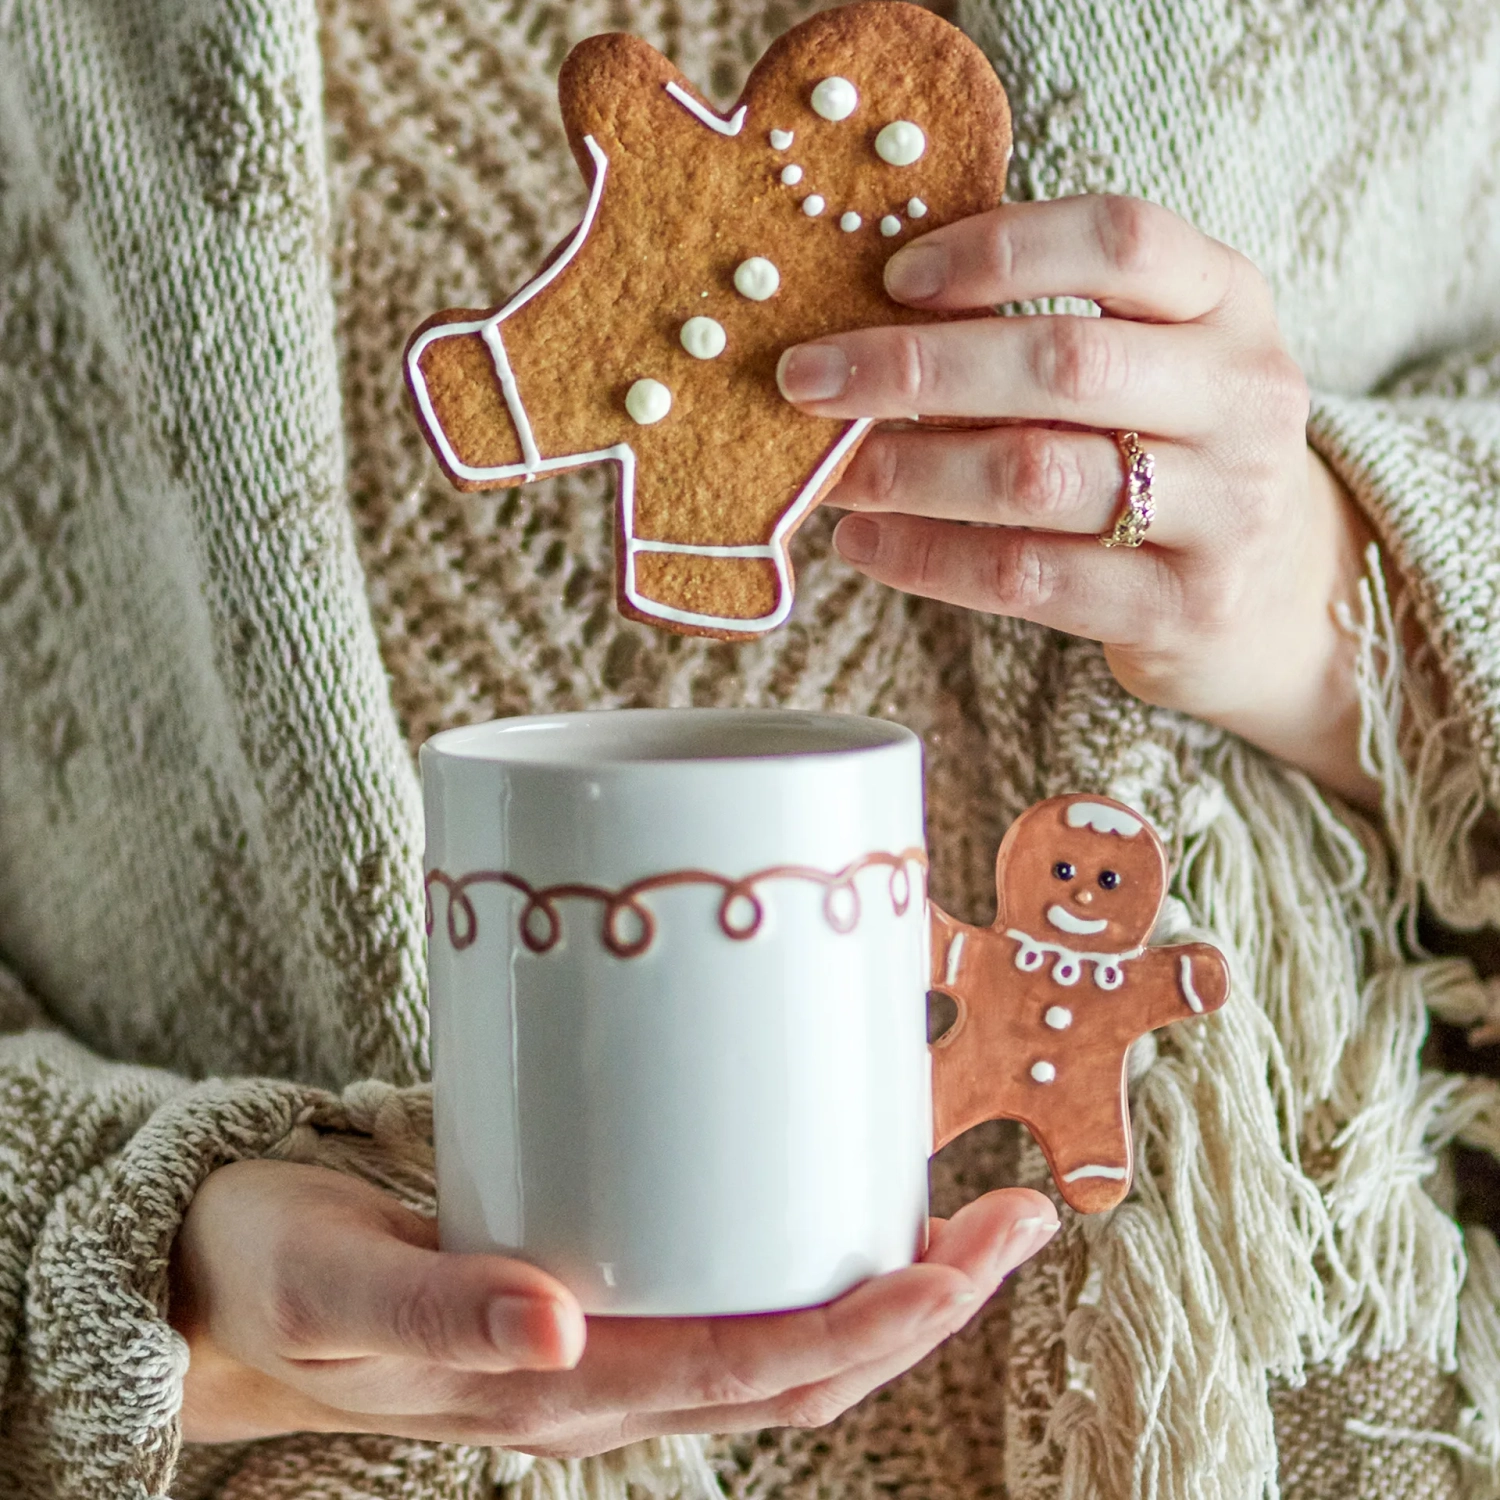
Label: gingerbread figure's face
xmin=996 ymin=796 xmax=1166 ymax=953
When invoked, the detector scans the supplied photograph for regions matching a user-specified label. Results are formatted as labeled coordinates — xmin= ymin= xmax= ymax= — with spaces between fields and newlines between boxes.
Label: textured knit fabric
xmin=1 ymin=1 xmax=1499 ymax=1499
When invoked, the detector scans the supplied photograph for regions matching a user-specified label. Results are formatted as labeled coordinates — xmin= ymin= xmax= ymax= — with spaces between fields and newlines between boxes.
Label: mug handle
xmin=927 ymin=902 xmax=1011 ymax=1157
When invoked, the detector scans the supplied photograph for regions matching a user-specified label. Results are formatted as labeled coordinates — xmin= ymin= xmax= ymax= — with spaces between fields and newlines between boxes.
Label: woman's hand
xmin=778 ymin=195 xmax=1378 ymax=807
xmin=170 ymin=1160 xmax=1058 ymax=1454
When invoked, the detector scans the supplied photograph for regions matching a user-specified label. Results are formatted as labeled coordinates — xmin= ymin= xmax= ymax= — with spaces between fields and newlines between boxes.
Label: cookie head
xmin=996 ymin=796 xmax=1166 ymax=951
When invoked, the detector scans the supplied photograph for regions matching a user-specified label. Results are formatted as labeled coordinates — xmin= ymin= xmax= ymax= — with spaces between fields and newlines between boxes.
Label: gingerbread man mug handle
xmin=924 ymin=794 xmax=1230 ymax=1214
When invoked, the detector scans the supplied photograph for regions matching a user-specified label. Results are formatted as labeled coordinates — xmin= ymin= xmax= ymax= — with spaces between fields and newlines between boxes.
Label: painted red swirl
xmin=424 ymin=848 xmax=928 ymax=959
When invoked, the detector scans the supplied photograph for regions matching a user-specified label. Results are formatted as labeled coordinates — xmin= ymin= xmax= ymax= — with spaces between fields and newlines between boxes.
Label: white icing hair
xmin=1065 ymin=801 xmax=1143 ymax=838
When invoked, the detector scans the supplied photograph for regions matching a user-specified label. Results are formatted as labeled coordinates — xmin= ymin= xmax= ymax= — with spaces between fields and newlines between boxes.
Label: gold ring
xmin=1098 ymin=431 xmax=1156 ymax=549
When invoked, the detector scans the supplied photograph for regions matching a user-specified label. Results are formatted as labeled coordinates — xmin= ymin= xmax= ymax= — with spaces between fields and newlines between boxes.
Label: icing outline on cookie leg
xmin=621 ymin=416 xmax=873 ymax=634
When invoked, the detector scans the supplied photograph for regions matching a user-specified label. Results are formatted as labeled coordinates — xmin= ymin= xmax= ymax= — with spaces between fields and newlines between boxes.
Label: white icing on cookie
xmin=908 ymin=197 xmax=928 ymax=218
xmin=802 ymin=194 xmax=826 ymax=217
xmin=733 ymin=257 xmax=780 ymax=301
xmin=625 ymin=378 xmax=672 ymax=425
xmin=875 ymin=120 xmax=926 ymax=166
xmin=1065 ymin=801 xmax=1144 ymax=837
xmin=663 ymin=81 xmax=747 ymax=136
xmin=811 ymin=76 xmax=858 ymax=121
xmin=1044 ymin=1005 xmax=1073 ymax=1030
xmin=769 ymin=128 xmax=794 ymax=150
xmin=1031 ymin=1060 xmax=1057 ymax=1084
xmin=840 ymin=211 xmax=862 ymax=232
xmin=780 ymin=164 xmax=804 ymax=185
xmin=880 ymin=214 xmax=901 ymax=237
xmin=679 ymin=316 xmax=727 ymax=360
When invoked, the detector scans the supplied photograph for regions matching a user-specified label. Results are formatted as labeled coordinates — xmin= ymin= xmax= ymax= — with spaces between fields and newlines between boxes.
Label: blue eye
xmin=1098 ymin=870 xmax=1120 ymax=890
xmin=1052 ymin=861 xmax=1075 ymax=881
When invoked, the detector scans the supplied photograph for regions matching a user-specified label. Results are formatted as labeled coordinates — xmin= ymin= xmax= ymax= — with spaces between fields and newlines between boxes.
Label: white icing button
xmin=802 ymin=194 xmax=826 ymax=217
xmin=840 ymin=211 xmax=862 ymax=232
xmin=875 ymin=120 xmax=926 ymax=167
xmin=769 ymin=128 xmax=795 ymax=150
xmin=811 ymin=76 xmax=858 ymax=121
xmin=733 ymin=256 xmax=780 ymax=301
xmin=780 ymin=164 xmax=804 ymax=186
xmin=1031 ymin=1060 xmax=1058 ymax=1084
xmin=908 ymin=196 xmax=929 ymax=218
xmin=1044 ymin=1005 xmax=1073 ymax=1030
xmin=625 ymin=378 xmax=671 ymax=425
xmin=679 ymin=316 xmax=727 ymax=360
xmin=880 ymin=214 xmax=902 ymax=237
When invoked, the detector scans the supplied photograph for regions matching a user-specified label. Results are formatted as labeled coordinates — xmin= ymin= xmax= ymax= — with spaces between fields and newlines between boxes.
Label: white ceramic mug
xmin=422 ymin=708 xmax=938 ymax=1316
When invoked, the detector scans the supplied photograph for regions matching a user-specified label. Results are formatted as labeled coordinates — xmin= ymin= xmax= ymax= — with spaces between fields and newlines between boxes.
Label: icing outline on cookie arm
xmin=663 ymin=81 xmax=748 ymax=136
xmin=406 ymin=135 xmax=613 ymax=485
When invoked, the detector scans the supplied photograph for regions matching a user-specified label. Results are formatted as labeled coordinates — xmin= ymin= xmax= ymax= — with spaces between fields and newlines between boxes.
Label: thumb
xmin=265 ymin=1173 xmax=586 ymax=1372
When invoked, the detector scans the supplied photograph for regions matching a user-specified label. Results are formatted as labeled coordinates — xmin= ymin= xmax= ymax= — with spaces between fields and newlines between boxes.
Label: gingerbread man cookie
xmin=929 ymin=795 xmax=1230 ymax=1213
xmin=404 ymin=3 xmax=1010 ymax=639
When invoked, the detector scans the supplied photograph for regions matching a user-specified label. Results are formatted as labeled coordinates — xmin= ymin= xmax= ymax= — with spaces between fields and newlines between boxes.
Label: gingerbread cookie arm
xmin=1132 ymin=942 xmax=1231 ymax=1032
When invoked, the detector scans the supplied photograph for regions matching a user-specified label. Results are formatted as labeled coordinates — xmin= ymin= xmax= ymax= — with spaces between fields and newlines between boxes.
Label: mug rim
xmin=422 ymin=709 xmax=917 ymax=768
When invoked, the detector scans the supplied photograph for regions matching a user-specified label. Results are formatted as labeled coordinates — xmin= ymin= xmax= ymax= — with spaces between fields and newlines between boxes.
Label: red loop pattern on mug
xmin=424 ymin=848 xmax=928 ymax=960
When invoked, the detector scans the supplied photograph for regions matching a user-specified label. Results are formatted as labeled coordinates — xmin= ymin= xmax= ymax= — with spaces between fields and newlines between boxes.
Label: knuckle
xmin=1094 ymin=195 xmax=1159 ymax=279
xmin=866 ymin=436 xmax=902 ymax=510
xmin=1257 ymin=348 xmax=1311 ymax=428
xmin=990 ymin=534 xmax=1055 ymax=614
xmin=889 ymin=328 xmax=932 ymax=406
xmin=392 ymin=1281 xmax=456 ymax=1364
xmin=695 ymin=1323 xmax=775 ymax=1408
xmin=268 ymin=1273 xmax=326 ymax=1353
xmin=777 ymin=1386 xmax=848 ymax=1430
xmin=978 ymin=219 xmax=1019 ymax=289
xmin=1037 ymin=318 xmax=1122 ymax=404
xmin=1003 ymin=430 xmax=1084 ymax=524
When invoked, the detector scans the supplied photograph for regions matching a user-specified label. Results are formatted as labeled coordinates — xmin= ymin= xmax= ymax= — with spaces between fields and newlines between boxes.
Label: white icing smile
xmin=1046 ymin=903 xmax=1108 ymax=936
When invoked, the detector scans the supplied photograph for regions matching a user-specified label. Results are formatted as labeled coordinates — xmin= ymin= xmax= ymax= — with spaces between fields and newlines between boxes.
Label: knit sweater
xmin=1 ymin=1 xmax=1499 ymax=1498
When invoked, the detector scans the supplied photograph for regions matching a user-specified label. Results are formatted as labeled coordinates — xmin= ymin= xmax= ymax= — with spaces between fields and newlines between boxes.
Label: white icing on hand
xmin=625 ymin=378 xmax=672 ymax=425
xmin=733 ymin=257 xmax=780 ymax=301
xmin=1179 ymin=954 xmax=1205 ymax=1013
xmin=840 ymin=211 xmax=862 ymax=232
xmin=811 ymin=76 xmax=858 ymax=121
xmin=769 ymin=128 xmax=794 ymax=149
xmin=1061 ymin=1163 xmax=1128 ymax=1183
xmin=1030 ymin=1060 xmax=1057 ymax=1083
xmin=1047 ymin=903 xmax=1108 ymax=936
xmin=875 ymin=120 xmax=926 ymax=166
xmin=679 ymin=316 xmax=726 ymax=360
xmin=908 ymin=197 xmax=928 ymax=218
xmin=663 ymin=81 xmax=747 ymax=136
xmin=1044 ymin=1005 xmax=1072 ymax=1030
xmin=1065 ymin=801 xmax=1143 ymax=837
xmin=944 ymin=931 xmax=966 ymax=986
xmin=802 ymin=194 xmax=826 ymax=217
xmin=880 ymin=214 xmax=901 ymax=237
xmin=780 ymin=164 xmax=804 ymax=185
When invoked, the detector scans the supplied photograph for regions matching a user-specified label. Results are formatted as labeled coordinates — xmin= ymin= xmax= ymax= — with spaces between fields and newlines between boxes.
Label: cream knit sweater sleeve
xmin=0 ymin=963 xmax=323 ymax=1495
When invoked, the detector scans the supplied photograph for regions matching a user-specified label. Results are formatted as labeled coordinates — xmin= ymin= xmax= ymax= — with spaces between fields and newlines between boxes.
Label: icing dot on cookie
xmin=1044 ymin=1005 xmax=1073 ymax=1030
xmin=840 ymin=211 xmax=862 ymax=232
xmin=875 ymin=121 xmax=926 ymax=166
xmin=1031 ymin=1060 xmax=1057 ymax=1084
xmin=880 ymin=214 xmax=902 ymax=237
xmin=780 ymin=164 xmax=804 ymax=186
xmin=811 ymin=76 xmax=858 ymax=121
xmin=733 ymin=257 xmax=780 ymax=301
xmin=769 ymin=128 xmax=794 ymax=150
xmin=679 ymin=316 xmax=727 ymax=360
xmin=802 ymin=194 xmax=826 ymax=217
xmin=908 ymin=196 xmax=929 ymax=218
xmin=625 ymin=378 xmax=672 ymax=425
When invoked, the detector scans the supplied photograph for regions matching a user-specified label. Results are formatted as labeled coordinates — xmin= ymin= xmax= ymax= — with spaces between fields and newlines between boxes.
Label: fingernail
xmin=884 ymin=242 xmax=947 ymax=302
xmin=834 ymin=514 xmax=880 ymax=565
xmin=486 ymin=1294 xmax=551 ymax=1356
xmin=993 ymin=1213 xmax=1060 ymax=1280
xmin=777 ymin=343 xmax=851 ymax=402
